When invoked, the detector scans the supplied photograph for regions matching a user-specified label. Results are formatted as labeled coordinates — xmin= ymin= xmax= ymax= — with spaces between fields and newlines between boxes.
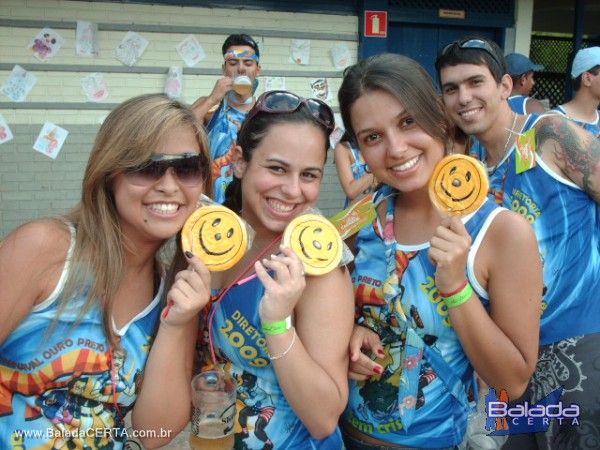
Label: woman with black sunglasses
xmin=0 ymin=93 xmax=212 ymax=449
xmin=336 ymin=54 xmax=542 ymax=450
xmin=198 ymin=90 xmax=355 ymax=449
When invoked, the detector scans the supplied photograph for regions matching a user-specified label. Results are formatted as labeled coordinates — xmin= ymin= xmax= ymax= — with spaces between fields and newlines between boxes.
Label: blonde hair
xmin=60 ymin=93 xmax=211 ymax=347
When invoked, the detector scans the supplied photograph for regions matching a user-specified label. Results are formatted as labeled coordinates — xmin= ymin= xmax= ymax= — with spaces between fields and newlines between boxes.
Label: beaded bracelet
xmin=261 ymin=316 xmax=292 ymax=335
xmin=440 ymin=282 xmax=474 ymax=309
xmin=269 ymin=328 xmax=297 ymax=361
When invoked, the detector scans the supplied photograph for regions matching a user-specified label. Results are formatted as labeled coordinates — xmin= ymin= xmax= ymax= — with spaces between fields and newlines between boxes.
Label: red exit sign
xmin=364 ymin=11 xmax=388 ymax=38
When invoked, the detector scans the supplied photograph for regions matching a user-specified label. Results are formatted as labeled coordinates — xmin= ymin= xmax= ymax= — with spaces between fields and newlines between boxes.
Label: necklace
xmin=488 ymin=112 xmax=518 ymax=176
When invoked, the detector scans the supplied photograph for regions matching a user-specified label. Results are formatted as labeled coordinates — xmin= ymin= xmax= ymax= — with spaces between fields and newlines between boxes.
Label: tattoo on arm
xmin=536 ymin=118 xmax=600 ymax=200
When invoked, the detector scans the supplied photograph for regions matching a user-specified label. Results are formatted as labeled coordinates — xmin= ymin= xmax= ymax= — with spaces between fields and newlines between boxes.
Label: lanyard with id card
xmin=516 ymin=128 xmax=537 ymax=174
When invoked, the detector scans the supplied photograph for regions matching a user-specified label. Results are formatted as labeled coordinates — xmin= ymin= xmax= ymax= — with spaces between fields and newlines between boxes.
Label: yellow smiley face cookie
xmin=181 ymin=205 xmax=248 ymax=271
xmin=283 ymin=214 xmax=343 ymax=276
xmin=429 ymin=154 xmax=489 ymax=216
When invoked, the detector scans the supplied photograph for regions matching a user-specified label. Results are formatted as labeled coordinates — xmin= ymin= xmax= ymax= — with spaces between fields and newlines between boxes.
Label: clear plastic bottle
xmin=462 ymin=386 xmax=508 ymax=450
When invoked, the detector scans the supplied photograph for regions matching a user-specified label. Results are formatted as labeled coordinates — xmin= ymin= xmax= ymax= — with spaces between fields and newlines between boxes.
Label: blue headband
xmin=224 ymin=49 xmax=259 ymax=63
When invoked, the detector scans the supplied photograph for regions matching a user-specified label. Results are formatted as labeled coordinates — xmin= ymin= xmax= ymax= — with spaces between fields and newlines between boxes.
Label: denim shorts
xmin=341 ymin=427 xmax=458 ymax=450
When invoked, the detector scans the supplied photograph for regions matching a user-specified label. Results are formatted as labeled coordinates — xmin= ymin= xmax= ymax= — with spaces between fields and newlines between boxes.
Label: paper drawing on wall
xmin=331 ymin=43 xmax=352 ymax=70
xmin=80 ymin=73 xmax=109 ymax=102
xmin=76 ymin=21 xmax=99 ymax=57
xmin=1 ymin=65 xmax=38 ymax=102
xmin=114 ymin=31 xmax=149 ymax=67
xmin=28 ymin=28 xmax=64 ymax=62
xmin=33 ymin=123 xmax=69 ymax=160
xmin=0 ymin=113 xmax=14 ymax=145
xmin=264 ymin=77 xmax=286 ymax=92
xmin=329 ymin=125 xmax=345 ymax=150
xmin=310 ymin=78 xmax=332 ymax=102
xmin=176 ymin=35 xmax=206 ymax=67
xmin=165 ymin=66 xmax=183 ymax=98
xmin=289 ymin=39 xmax=311 ymax=65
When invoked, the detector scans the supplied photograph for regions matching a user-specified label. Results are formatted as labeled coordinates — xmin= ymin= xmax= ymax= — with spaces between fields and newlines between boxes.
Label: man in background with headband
xmin=436 ymin=36 xmax=600 ymax=450
xmin=192 ymin=33 xmax=262 ymax=203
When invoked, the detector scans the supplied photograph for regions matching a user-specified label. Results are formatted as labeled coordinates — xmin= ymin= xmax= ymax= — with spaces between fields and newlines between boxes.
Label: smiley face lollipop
xmin=428 ymin=154 xmax=489 ymax=216
xmin=182 ymin=205 xmax=248 ymax=271
xmin=282 ymin=214 xmax=343 ymax=276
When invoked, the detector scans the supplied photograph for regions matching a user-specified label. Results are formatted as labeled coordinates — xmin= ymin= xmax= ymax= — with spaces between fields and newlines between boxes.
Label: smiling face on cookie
xmin=283 ymin=214 xmax=342 ymax=275
xmin=429 ymin=154 xmax=489 ymax=216
xmin=182 ymin=205 xmax=248 ymax=271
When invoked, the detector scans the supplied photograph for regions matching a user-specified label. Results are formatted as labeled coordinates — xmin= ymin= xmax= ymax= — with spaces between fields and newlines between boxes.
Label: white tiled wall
xmin=0 ymin=0 xmax=358 ymax=236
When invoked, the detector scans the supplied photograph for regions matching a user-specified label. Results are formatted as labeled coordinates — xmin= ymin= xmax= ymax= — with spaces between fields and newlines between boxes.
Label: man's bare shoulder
xmin=525 ymin=98 xmax=548 ymax=114
xmin=533 ymin=112 xmax=600 ymax=200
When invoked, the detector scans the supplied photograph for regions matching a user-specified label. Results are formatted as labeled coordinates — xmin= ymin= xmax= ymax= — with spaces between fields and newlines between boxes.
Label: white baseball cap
xmin=571 ymin=47 xmax=600 ymax=78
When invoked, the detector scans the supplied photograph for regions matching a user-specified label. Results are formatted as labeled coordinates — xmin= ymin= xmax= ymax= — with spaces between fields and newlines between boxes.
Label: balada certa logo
xmin=485 ymin=386 xmax=580 ymax=435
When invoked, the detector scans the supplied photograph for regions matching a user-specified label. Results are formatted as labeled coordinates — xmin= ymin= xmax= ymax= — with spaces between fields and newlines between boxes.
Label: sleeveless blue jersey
xmin=207 ymin=95 xmax=250 ymax=204
xmin=342 ymin=187 xmax=502 ymax=448
xmin=0 ymin=229 xmax=162 ymax=449
xmin=203 ymin=277 xmax=344 ymax=449
xmin=470 ymin=114 xmax=600 ymax=344
xmin=508 ymin=95 xmax=529 ymax=115
xmin=552 ymin=105 xmax=600 ymax=138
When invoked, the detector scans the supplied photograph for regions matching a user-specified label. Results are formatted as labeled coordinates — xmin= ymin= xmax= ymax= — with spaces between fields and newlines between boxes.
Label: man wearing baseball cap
xmin=553 ymin=46 xmax=600 ymax=138
xmin=506 ymin=53 xmax=548 ymax=114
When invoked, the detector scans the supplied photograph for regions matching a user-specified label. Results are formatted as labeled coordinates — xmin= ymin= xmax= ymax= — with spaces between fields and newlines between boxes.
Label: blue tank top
xmin=508 ymin=95 xmax=528 ymax=115
xmin=0 ymin=227 xmax=162 ymax=449
xmin=203 ymin=277 xmax=343 ymax=449
xmin=207 ymin=95 xmax=250 ymax=204
xmin=470 ymin=114 xmax=600 ymax=344
xmin=343 ymin=141 xmax=374 ymax=208
xmin=342 ymin=186 xmax=502 ymax=448
xmin=552 ymin=105 xmax=600 ymax=138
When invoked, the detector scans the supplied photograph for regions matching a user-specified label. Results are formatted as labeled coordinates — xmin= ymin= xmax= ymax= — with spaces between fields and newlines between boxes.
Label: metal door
xmin=388 ymin=23 xmax=501 ymax=89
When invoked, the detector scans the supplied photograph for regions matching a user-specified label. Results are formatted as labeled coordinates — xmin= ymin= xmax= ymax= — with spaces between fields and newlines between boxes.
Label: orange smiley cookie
xmin=283 ymin=214 xmax=343 ymax=276
xmin=181 ymin=205 xmax=248 ymax=271
xmin=429 ymin=154 xmax=489 ymax=216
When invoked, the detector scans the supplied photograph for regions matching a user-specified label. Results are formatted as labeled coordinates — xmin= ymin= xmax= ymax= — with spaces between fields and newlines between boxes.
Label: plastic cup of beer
xmin=232 ymin=75 xmax=253 ymax=95
xmin=465 ymin=410 xmax=508 ymax=450
xmin=189 ymin=369 xmax=236 ymax=450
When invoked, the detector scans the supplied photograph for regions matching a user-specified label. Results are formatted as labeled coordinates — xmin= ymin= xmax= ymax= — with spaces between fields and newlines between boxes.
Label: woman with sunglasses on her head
xmin=0 ymin=93 xmax=212 ymax=449
xmin=199 ymin=90 xmax=355 ymax=449
xmin=337 ymin=54 xmax=542 ymax=449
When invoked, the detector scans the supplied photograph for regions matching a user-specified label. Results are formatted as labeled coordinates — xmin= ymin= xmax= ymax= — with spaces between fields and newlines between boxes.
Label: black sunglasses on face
xmin=242 ymin=90 xmax=335 ymax=134
xmin=436 ymin=38 xmax=503 ymax=68
xmin=123 ymin=152 xmax=208 ymax=186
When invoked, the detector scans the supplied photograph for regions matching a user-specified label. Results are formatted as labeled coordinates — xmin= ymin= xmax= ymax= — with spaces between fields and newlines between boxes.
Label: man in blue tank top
xmin=192 ymin=34 xmax=262 ymax=203
xmin=436 ymin=36 xmax=600 ymax=450
xmin=505 ymin=52 xmax=547 ymax=115
xmin=553 ymin=47 xmax=600 ymax=139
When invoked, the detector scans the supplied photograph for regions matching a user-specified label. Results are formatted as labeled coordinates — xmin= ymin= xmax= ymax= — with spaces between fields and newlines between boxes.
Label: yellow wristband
xmin=261 ymin=316 xmax=292 ymax=335
xmin=441 ymin=282 xmax=473 ymax=309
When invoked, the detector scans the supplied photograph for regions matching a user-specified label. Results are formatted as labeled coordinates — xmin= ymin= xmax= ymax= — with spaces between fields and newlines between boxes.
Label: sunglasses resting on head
xmin=123 ymin=152 xmax=209 ymax=186
xmin=241 ymin=90 xmax=335 ymax=135
xmin=436 ymin=38 xmax=503 ymax=67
